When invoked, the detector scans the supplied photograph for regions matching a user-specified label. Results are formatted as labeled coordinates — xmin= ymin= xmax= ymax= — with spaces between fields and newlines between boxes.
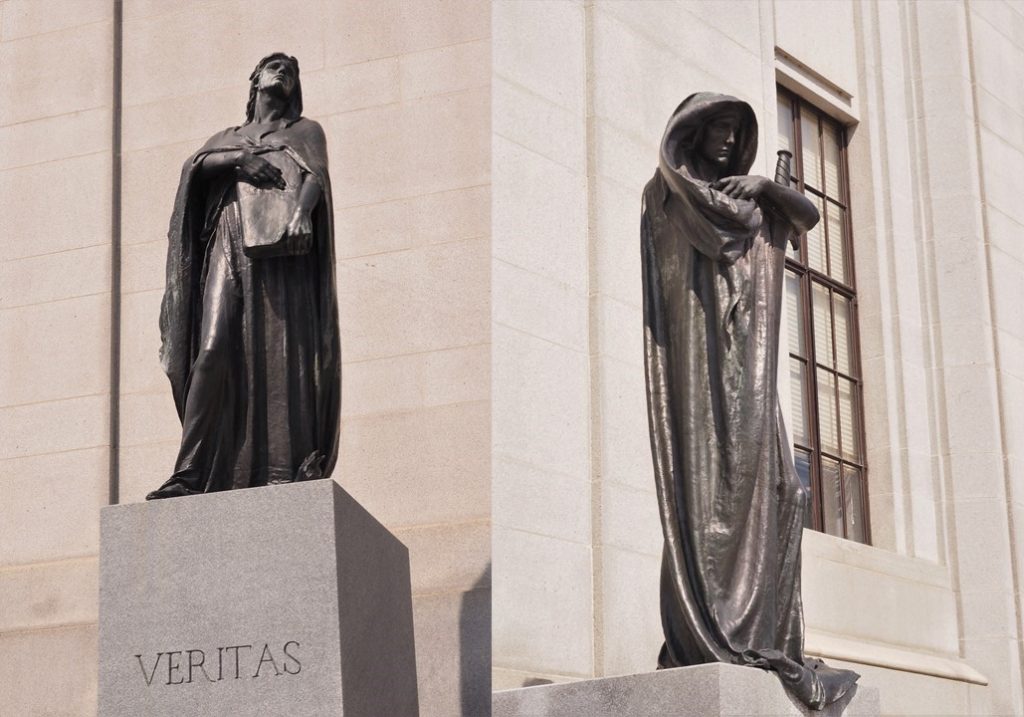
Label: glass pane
xmin=785 ymin=271 xmax=804 ymax=356
xmin=800 ymin=112 xmax=821 ymax=190
xmin=821 ymin=457 xmax=844 ymax=537
xmin=838 ymin=377 xmax=862 ymax=461
xmin=805 ymin=193 xmax=827 ymax=273
xmin=817 ymin=369 xmax=839 ymax=455
xmin=789 ymin=358 xmax=809 ymax=446
xmin=794 ymin=448 xmax=812 ymax=529
xmin=843 ymin=466 xmax=866 ymax=543
xmin=826 ymin=201 xmax=849 ymax=284
xmin=834 ymin=295 xmax=854 ymax=376
xmin=823 ymin=120 xmax=844 ymax=198
xmin=778 ymin=95 xmax=794 ymax=156
xmin=812 ymin=282 xmax=833 ymax=368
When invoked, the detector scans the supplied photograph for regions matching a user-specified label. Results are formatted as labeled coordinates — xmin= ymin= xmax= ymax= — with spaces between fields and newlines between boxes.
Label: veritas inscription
xmin=135 ymin=641 xmax=301 ymax=686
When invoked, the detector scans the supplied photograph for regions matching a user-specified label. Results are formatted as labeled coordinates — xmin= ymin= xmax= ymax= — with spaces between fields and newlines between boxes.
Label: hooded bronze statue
xmin=641 ymin=92 xmax=859 ymax=707
xmin=148 ymin=53 xmax=341 ymax=500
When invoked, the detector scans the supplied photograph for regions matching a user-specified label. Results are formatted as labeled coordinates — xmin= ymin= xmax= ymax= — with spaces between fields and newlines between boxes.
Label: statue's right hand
xmin=235 ymin=151 xmax=286 ymax=189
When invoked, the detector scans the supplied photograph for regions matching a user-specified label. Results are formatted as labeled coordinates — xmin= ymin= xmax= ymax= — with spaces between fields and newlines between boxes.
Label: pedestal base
xmin=98 ymin=479 xmax=418 ymax=716
xmin=492 ymin=663 xmax=879 ymax=716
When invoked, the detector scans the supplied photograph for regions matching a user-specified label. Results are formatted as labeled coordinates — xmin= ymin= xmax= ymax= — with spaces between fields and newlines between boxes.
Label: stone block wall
xmin=0 ymin=1 xmax=113 ymax=714
xmin=492 ymin=0 xmax=593 ymax=687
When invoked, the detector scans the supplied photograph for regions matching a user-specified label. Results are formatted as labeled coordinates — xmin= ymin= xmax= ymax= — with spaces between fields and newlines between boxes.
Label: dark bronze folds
xmin=641 ymin=92 xmax=859 ymax=709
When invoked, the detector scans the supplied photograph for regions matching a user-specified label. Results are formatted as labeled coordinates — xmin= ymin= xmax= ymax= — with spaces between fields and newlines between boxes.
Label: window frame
xmin=779 ymin=86 xmax=871 ymax=544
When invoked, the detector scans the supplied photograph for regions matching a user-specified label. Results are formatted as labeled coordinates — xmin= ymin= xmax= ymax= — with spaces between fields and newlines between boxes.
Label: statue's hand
xmin=235 ymin=150 xmax=286 ymax=189
xmin=283 ymin=208 xmax=313 ymax=254
xmin=711 ymin=175 xmax=769 ymax=200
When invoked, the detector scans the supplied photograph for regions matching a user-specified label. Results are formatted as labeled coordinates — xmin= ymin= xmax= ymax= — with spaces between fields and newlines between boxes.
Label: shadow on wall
xmin=522 ymin=676 xmax=554 ymax=688
xmin=461 ymin=564 xmax=491 ymax=716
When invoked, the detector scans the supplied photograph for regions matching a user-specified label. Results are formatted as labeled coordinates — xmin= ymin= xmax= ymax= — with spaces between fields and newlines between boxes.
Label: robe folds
xmin=157 ymin=117 xmax=341 ymax=492
xmin=641 ymin=93 xmax=858 ymax=708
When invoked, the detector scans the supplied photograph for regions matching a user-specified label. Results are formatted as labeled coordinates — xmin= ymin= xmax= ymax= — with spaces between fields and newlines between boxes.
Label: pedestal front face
xmin=98 ymin=479 xmax=418 ymax=717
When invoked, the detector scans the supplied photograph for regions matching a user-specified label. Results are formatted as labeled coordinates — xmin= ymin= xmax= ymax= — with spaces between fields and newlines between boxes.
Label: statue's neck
xmin=691 ymin=155 xmax=725 ymax=183
xmin=251 ymin=91 xmax=289 ymax=124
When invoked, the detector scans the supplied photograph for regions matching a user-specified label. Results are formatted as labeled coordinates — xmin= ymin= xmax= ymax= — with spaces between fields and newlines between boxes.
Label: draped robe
xmin=155 ymin=117 xmax=341 ymax=494
xmin=642 ymin=93 xmax=858 ymax=708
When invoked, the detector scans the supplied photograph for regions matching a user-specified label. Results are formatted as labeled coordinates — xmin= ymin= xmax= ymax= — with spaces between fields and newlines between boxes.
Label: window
xmin=777 ymin=87 xmax=869 ymax=543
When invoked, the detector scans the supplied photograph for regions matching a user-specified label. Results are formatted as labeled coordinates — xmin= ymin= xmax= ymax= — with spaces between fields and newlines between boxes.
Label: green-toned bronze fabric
xmin=641 ymin=92 xmax=858 ymax=708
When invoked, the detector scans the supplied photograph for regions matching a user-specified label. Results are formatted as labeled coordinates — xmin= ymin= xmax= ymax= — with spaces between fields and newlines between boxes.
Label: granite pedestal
xmin=492 ymin=663 xmax=879 ymax=716
xmin=98 ymin=479 xmax=418 ymax=716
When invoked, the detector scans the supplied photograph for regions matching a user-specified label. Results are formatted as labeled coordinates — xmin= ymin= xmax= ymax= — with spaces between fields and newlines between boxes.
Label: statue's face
xmin=256 ymin=57 xmax=297 ymax=99
xmin=697 ymin=112 xmax=740 ymax=170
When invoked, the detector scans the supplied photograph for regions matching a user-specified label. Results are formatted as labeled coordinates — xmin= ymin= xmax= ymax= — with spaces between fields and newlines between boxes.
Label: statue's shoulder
xmin=642 ymin=170 xmax=668 ymax=208
xmin=297 ymin=116 xmax=324 ymax=130
xmin=192 ymin=126 xmax=242 ymax=154
xmin=177 ymin=126 xmax=239 ymax=174
xmin=290 ymin=118 xmax=328 ymax=166
xmin=213 ymin=125 xmax=242 ymax=141
xmin=293 ymin=116 xmax=325 ymax=139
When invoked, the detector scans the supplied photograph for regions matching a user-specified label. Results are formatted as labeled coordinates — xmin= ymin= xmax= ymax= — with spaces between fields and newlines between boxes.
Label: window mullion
xmin=792 ymin=98 xmax=808 ymax=267
xmin=838 ymin=123 xmax=870 ymax=543
xmin=802 ymin=270 xmax=825 ymax=533
xmin=817 ymin=114 xmax=832 ymax=279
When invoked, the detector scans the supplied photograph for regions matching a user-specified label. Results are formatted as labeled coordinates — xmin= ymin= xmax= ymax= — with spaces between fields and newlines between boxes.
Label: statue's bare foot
xmin=145 ymin=483 xmax=192 ymax=501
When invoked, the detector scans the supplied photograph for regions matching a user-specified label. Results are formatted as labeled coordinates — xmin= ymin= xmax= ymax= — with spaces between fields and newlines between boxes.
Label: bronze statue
xmin=641 ymin=93 xmax=858 ymax=707
xmin=147 ymin=53 xmax=341 ymax=500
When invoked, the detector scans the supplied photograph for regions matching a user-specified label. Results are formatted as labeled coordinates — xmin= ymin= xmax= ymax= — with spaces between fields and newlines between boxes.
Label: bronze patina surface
xmin=641 ymin=92 xmax=858 ymax=708
xmin=148 ymin=53 xmax=341 ymax=500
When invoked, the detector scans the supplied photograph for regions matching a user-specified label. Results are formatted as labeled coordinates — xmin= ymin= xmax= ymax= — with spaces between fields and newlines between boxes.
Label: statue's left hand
xmin=711 ymin=175 xmax=770 ymax=200
xmin=284 ymin=208 xmax=313 ymax=254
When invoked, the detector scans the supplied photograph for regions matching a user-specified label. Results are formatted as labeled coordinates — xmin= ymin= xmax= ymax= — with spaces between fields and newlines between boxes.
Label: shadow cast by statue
xmin=459 ymin=564 xmax=491 ymax=716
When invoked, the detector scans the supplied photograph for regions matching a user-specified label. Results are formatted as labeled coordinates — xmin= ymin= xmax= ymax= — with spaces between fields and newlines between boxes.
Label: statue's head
xmin=246 ymin=52 xmax=303 ymax=123
xmin=694 ymin=110 xmax=742 ymax=171
xmin=660 ymin=93 xmax=757 ymax=180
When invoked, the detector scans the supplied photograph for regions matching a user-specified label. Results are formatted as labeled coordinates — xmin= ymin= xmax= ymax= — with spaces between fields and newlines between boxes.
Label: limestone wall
xmin=943 ymin=0 xmax=1024 ymax=712
xmin=0 ymin=1 xmax=490 ymax=715
xmin=492 ymin=0 xmax=593 ymax=687
xmin=0 ymin=1 xmax=114 ymax=713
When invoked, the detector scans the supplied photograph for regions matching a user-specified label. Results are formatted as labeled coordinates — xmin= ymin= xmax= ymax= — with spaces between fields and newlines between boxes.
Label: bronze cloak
xmin=158 ymin=117 xmax=341 ymax=487
xmin=641 ymin=93 xmax=858 ymax=708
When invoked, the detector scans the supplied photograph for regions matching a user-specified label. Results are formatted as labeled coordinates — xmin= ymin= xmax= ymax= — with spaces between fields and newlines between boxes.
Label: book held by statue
xmin=237 ymin=147 xmax=307 ymax=258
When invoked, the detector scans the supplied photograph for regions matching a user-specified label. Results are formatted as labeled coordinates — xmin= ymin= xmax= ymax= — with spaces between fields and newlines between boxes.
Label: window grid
xmin=780 ymin=87 xmax=870 ymax=544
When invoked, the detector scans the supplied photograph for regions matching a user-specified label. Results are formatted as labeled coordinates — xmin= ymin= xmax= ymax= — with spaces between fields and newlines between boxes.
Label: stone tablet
xmin=99 ymin=480 xmax=418 ymax=716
